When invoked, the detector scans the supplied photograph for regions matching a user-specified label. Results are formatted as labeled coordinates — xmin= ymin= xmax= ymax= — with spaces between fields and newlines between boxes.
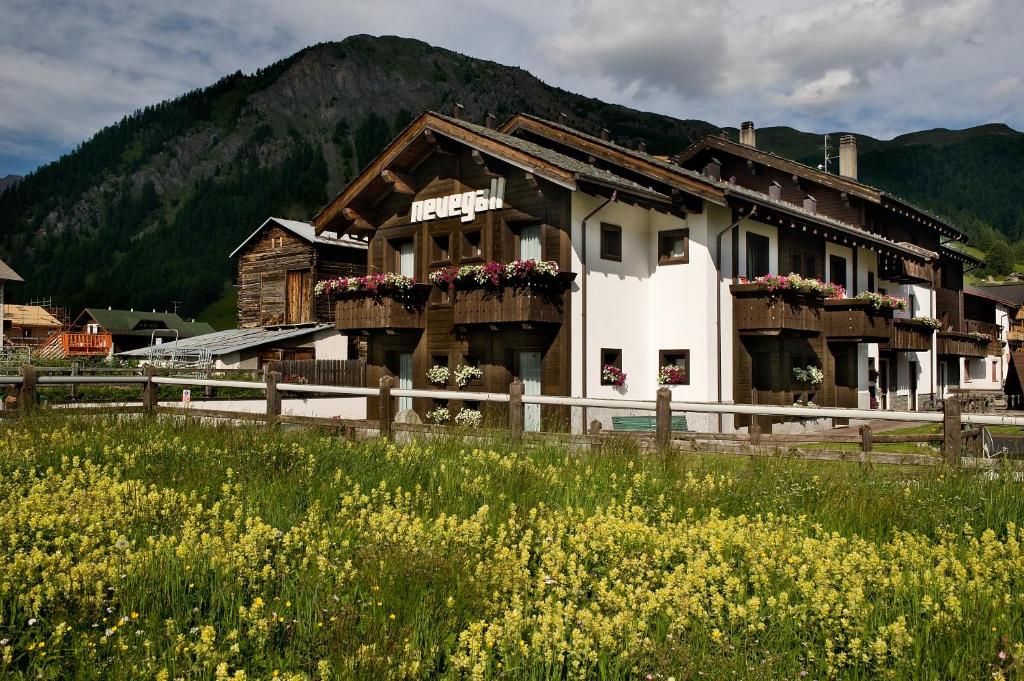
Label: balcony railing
xmin=937 ymin=331 xmax=1000 ymax=358
xmin=452 ymin=273 xmax=575 ymax=326
xmin=333 ymin=284 xmax=431 ymax=332
xmin=730 ymin=284 xmax=824 ymax=335
xmin=879 ymin=258 xmax=932 ymax=284
xmin=63 ymin=332 xmax=113 ymax=356
xmin=881 ymin=319 xmax=934 ymax=352
xmin=823 ymin=299 xmax=894 ymax=342
xmin=964 ymin=319 xmax=1002 ymax=341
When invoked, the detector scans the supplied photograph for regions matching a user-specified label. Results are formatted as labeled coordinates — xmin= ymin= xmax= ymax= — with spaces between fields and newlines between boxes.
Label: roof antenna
xmin=817 ymin=134 xmax=837 ymax=174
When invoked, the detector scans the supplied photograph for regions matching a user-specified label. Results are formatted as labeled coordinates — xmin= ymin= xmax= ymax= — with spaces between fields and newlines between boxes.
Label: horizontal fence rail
xmin=3 ymin=363 xmax=1023 ymax=466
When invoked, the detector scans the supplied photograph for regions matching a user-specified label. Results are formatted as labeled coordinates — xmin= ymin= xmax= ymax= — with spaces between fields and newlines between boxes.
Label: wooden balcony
xmin=65 ymin=332 xmax=113 ymax=356
xmin=730 ymin=284 xmax=824 ymax=336
xmin=964 ymin=319 xmax=1002 ymax=342
xmin=334 ymin=284 xmax=431 ymax=333
xmin=879 ymin=258 xmax=932 ymax=284
xmin=452 ymin=273 xmax=575 ymax=327
xmin=823 ymin=299 xmax=894 ymax=342
xmin=937 ymin=331 xmax=999 ymax=358
xmin=881 ymin=319 xmax=934 ymax=352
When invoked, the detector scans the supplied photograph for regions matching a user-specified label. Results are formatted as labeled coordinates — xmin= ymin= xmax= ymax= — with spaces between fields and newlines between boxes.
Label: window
xmin=659 ymin=349 xmax=690 ymax=385
xmin=908 ymin=293 xmax=916 ymax=317
xmin=392 ymin=239 xmax=415 ymax=277
xmin=829 ymin=254 xmax=847 ymax=290
xmin=431 ymin=233 xmax=450 ymax=263
xmin=867 ymin=271 xmax=875 ymax=293
xmin=746 ymin=233 xmax=770 ymax=279
xmin=993 ymin=361 xmax=998 ymax=382
xmin=518 ymin=224 xmax=542 ymax=261
xmin=790 ymin=253 xmax=801 ymax=275
xmin=658 ymin=228 xmax=689 ymax=265
xmin=600 ymin=223 xmax=622 ymax=261
xmin=600 ymin=348 xmax=622 ymax=385
xmin=804 ymin=255 xmax=816 ymax=279
xmin=462 ymin=229 xmax=482 ymax=260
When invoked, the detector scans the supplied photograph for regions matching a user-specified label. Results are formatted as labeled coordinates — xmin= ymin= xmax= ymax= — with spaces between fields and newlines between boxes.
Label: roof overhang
xmin=500 ymin=113 xmax=726 ymax=210
xmin=313 ymin=113 xmax=583 ymax=235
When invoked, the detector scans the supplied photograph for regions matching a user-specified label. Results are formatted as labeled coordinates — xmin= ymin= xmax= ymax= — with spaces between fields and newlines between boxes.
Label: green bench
xmin=611 ymin=415 xmax=687 ymax=432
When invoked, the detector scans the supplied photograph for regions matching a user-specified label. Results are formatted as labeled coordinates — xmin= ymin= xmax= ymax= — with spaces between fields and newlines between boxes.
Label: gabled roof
xmin=229 ymin=217 xmax=368 ymax=258
xmin=965 ymin=285 xmax=1019 ymax=308
xmin=940 ymin=244 xmax=983 ymax=267
xmin=501 ymin=113 xmax=934 ymax=264
xmin=313 ymin=111 xmax=674 ymax=234
xmin=118 ymin=324 xmax=335 ymax=358
xmin=674 ymin=134 xmax=965 ymax=241
xmin=2 ymin=304 xmax=61 ymax=328
xmin=500 ymin=112 xmax=726 ymax=206
xmin=0 ymin=257 xmax=23 ymax=283
xmin=84 ymin=308 xmax=215 ymax=338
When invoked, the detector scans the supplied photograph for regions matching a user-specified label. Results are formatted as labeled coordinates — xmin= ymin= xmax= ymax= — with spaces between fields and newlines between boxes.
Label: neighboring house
xmin=0 ymin=257 xmax=24 ymax=349
xmin=306 ymin=110 xmax=993 ymax=432
xmin=69 ymin=308 xmax=215 ymax=355
xmin=2 ymin=304 xmax=61 ymax=346
xmin=119 ymin=324 xmax=345 ymax=369
xmin=230 ymin=217 xmax=367 ymax=327
xmin=958 ymin=286 xmax=1015 ymax=390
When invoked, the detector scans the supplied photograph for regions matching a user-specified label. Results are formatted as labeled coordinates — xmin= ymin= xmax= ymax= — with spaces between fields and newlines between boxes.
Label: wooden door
xmin=286 ymin=270 xmax=312 ymax=325
xmin=909 ymin=361 xmax=918 ymax=411
xmin=831 ymin=344 xmax=858 ymax=408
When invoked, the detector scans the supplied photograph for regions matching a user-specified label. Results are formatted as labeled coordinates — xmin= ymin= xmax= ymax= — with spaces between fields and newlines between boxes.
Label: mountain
xmin=1 ymin=34 xmax=1022 ymax=316
xmin=0 ymin=175 xmax=21 ymax=192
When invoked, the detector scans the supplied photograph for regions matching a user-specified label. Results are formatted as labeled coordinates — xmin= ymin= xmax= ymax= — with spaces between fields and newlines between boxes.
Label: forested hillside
xmin=1 ymin=34 xmax=1021 ymax=316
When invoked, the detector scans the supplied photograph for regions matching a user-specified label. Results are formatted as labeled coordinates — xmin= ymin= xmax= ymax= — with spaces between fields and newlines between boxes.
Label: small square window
xmin=431 ymin=233 xmax=450 ymax=263
xmin=658 ymin=349 xmax=690 ymax=385
xmin=600 ymin=348 xmax=622 ymax=385
xmin=658 ymin=228 xmax=689 ymax=265
xmin=462 ymin=230 xmax=482 ymax=260
xmin=600 ymin=223 xmax=622 ymax=261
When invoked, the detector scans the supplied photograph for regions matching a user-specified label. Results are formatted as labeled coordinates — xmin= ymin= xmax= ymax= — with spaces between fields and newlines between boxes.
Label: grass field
xmin=2 ymin=416 xmax=1024 ymax=679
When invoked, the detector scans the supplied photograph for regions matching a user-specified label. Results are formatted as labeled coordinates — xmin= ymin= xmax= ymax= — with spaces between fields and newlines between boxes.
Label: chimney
xmin=740 ymin=121 xmax=756 ymax=147
xmin=484 ymin=112 xmax=496 ymax=129
xmin=600 ymin=128 xmax=610 ymax=141
xmin=803 ymin=195 xmax=817 ymax=214
xmin=719 ymin=131 xmax=730 ymax=141
xmin=558 ymin=112 xmax=568 ymax=124
xmin=637 ymin=140 xmax=646 ymax=154
xmin=839 ymin=134 xmax=858 ymax=179
xmin=768 ymin=180 xmax=782 ymax=201
xmin=452 ymin=102 xmax=464 ymax=120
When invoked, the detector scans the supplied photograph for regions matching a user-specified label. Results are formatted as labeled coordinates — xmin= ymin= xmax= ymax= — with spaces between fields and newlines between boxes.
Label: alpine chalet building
xmin=311 ymin=110 xmax=998 ymax=431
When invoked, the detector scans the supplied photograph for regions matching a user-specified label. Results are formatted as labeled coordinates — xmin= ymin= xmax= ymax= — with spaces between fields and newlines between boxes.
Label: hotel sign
xmin=410 ymin=178 xmax=506 ymax=224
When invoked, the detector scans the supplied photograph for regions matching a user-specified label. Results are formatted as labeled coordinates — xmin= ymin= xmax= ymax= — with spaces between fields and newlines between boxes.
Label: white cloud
xmin=1 ymin=0 xmax=1022 ymax=173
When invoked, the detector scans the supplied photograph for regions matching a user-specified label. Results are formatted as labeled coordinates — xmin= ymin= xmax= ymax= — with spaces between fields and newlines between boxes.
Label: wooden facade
xmin=235 ymin=224 xmax=365 ymax=328
xmin=329 ymin=143 xmax=576 ymax=428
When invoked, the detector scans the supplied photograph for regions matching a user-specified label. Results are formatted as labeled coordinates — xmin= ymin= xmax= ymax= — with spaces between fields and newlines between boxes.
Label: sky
xmin=1 ymin=0 xmax=1022 ymax=176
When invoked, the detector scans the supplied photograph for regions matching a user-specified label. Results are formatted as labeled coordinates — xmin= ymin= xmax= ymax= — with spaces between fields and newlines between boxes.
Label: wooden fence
xmin=1 ymin=364 xmax=1022 ymax=469
xmin=266 ymin=359 xmax=365 ymax=387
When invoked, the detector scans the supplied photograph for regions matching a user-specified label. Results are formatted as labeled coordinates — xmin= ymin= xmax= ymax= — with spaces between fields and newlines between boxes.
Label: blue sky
xmin=1 ymin=0 xmax=1022 ymax=176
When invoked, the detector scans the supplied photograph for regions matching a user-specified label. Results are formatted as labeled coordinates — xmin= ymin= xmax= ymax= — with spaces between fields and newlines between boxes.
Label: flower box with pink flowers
xmin=731 ymin=274 xmax=836 ymax=335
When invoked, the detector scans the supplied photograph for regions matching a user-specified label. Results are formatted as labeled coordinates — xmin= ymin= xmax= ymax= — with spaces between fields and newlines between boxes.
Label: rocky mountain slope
xmin=1 ymin=34 xmax=1021 ymax=315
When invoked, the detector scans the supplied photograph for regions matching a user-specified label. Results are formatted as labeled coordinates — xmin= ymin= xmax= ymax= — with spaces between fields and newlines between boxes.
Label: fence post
xmin=588 ymin=419 xmax=602 ymax=435
xmin=266 ymin=370 xmax=282 ymax=422
xmin=379 ymin=376 xmax=394 ymax=440
xmin=859 ymin=425 xmax=873 ymax=453
xmin=70 ymin=361 xmax=80 ymax=400
xmin=942 ymin=397 xmax=961 ymax=466
xmin=142 ymin=365 xmax=158 ymax=414
xmin=508 ymin=379 xmax=524 ymax=439
xmin=655 ymin=387 xmax=671 ymax=449
xmin=749 ymin=423 xmax=762 ymax=446
xmin=18 ymin=364 xmax=37 ymax=412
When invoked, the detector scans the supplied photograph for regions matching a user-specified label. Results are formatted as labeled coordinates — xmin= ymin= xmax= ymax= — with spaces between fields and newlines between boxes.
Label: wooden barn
xmin=230 ymin=217 xmax=368 ymax=328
